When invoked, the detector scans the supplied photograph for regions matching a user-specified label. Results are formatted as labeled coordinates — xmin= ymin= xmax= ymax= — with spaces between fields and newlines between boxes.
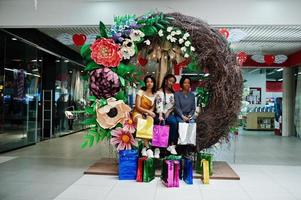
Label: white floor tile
xmin=0 ymin=156 xmax=17 ymax=164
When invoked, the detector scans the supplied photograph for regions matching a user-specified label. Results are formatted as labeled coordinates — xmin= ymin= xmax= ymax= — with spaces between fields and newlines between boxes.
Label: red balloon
xmin=237 ymin=52 xmax=248 ymax=66
xmin=72 ymin=34 xmax=87 ymax=46
xmin=264 ymin=55 xmax=275 ymax=65
xmin=219 ymin=28 xmax=230 ymax=39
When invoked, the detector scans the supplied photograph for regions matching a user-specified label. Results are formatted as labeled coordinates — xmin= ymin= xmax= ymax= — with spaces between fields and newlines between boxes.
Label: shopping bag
xmin=165 ymin=155 xmax=183 ymax=179
xmin=201 ymin=159 xmax=210 ymax=184
xmin=173 ymin=160 xmax=180 ymax=187
xmin=178 ymin=122 xmax=196 ymax=145
xmin=118 ymin=150 xmax=138 ymax=180
xmin=143 ymin=158 xmax=155 ymax=182
xmin=161 ymin=160 xmax=174 ymax=187
xmin=136 ymin=116 xmax=154 ymax=139
xmin=183 ymin=158 xmax=193 ymax=184
xmin=136 ymin=157 xmax=148 ymax=182
xmin=196 ymin=152 xmax=213 ymax=175
xmin=152 ymin=123 xmax=169 ymax=148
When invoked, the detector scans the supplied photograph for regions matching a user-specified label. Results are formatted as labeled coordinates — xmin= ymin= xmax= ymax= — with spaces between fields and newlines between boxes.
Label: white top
xmin=156 ymin=90 xmax=175 ymax=114
xmin=137 ymin=90 xmax=155 ymax=105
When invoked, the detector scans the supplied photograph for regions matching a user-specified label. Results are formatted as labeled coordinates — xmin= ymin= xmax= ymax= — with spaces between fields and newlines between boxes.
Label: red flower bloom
xmin=90 ymin=38 xmax=122 ymax=67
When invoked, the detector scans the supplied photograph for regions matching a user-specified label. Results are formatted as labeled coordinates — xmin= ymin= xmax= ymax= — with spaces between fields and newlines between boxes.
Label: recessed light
xmin=31 ymin=59 xmax=37 ymax=62
xmin=64 ymin=60 xmax=69 ymax=63
xmin=276 ymin=68 xmax=283 ymax=72
xmin=11 ymin=38 xmax=17 ymax=41
xmin=55 ymin=60 xmax=60 ymax=63
xmin=204 ymin=73 xmax=210 ymax=77
xmin=38 ymin=59 xmax=42 ymax=62
xmin=278 ymin=79 xmax=283 ymax=81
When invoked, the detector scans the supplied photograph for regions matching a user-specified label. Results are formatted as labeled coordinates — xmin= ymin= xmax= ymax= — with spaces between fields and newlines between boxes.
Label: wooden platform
xmin=84 ymin=158 xmax=240 ymax=180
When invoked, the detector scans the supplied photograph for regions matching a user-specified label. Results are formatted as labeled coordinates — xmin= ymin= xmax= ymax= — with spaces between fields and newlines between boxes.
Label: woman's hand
xmin=159 ymin=116 xmax=165 ymax=122
xmin=147 ymin=111 xmax=156 ymax=118
xmin=182 ymin=115 xmax=190 ymax=122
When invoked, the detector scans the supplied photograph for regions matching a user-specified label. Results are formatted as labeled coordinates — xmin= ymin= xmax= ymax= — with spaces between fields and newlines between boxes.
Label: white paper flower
xmin=181 ymin=46 xmax=187 ymax=52
xmin=184 ymin=53 xmax=190 ymax=58
xmin=190 ymin=46 xmax=195 ymax=51
xmin=166 ymin=35 xmax=172 ymax=41
xmin=158 ymin=29 xmax=164 ymax=37
xmin=184 ymin=41 xmax=191 ymax=47
xmin=179 ymin=38 xmax=184 ymax=44
xmin=144 ymin=39 xmax=151 ymax=45
xmin=170 ymin=37 xmax=177 ymax=43
xmin=121 ymin=39 xmax=135 ymax=59
xmin=130 ymin=30 xmax=145 ymax=42
xmin=171 ymin=31 xmax=176 ymax=36
xmin=167 ymin=27 xmax=173 ymax=32
xmin=175 ymin=30 xmax=182 ymax=35
xmin=183 ymin=32 xmax=190 ymax=40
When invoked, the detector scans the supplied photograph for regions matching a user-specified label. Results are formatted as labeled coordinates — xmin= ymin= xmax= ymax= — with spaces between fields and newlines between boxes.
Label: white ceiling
xmin=39 ymin=25 xmax=301 ymax=56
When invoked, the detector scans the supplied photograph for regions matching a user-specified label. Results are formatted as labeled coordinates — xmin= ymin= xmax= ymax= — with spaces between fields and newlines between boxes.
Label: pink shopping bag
xmin=152 ymin=124 xmax=169 ymax=148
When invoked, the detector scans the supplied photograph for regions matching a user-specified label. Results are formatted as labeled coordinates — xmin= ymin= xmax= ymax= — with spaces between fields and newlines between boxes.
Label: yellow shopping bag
xmin=201 ymin=159 xmax=210 ymax=184
xmin=136 ymin=116 xmax=154 ymax=139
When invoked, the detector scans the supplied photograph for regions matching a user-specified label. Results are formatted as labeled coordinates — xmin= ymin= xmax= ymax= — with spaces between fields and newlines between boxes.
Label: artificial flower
xmin=121 ymin=39 xmax=135 ymax=59
xmin=144 ymin=39 xmax=151 ymax=45
xmin=96 ymin=98 xmax=131 ymax=129
xmin=90 ymin=38 xmax=122 ymax=67
xmin=179 ymin=38 xmax=184 ymax=44
xmin=190 ymin=46 xmax=195 ymax=51
xmin=129 ymin=30 xmax=145 ymax=42
xmin=183 ymin=32 xmax=190 ymax=40
xmin=175 ymin=30 xmax=182 ymax=35
xmin=170 ymin=37 xmax=177 ymax=43
xmin=184 ymin=53 xmax=190 ymax=58
xmin=166 ymin=35 xmax=172 ymax=41
xmin=158 ymin=29 xmax=164 ymax=37
xmin=110 ymin=128 xmax=138 ymax=151
xmin=90 ymin=68 xmax=120 ymax=99
xmin=167 ymin=27 xmax=173 ymax=32
xmin=181 ymin=46 xmax=187 ymax=52
xmin=123 ymin=118 xmax=136 ymax=133
xmin=185 ymin=41 xmax=191 ymax=47
xmin=171 ymin=31 xmax=176 ymax=36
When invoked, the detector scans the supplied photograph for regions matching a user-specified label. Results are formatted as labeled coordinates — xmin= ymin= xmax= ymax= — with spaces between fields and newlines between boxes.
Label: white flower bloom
xmin=190 ymin=46 xmax=195 ymax=51
xmin=183 ymin=32 xmax=190 ymax=39
xmin=171 ymin=31 xmax=176 ymax=36
xmin=121 ymin=39 xmax=135 ymax=59
xmin=167 ymin=27 xmax=173 ymax=32
xmin=158 ymin=29 xmax=164 ymax=37
xmin=130 ymin=30 xmax=145 ymax=41
xmin=170 ymin=37 xmax=177 ymax=43
xmin=175 ymin=30 xmax=182 ymax=35
xmin=184 ymin=53 xmax=190 ymax=58
xmin=181 ymin=46 xmax=187 ymax=52
xmin=185 ymin=41 xmax=191 ymax=47
xmin=166 ymin=35 xmax=172 ymax=41
xmin=144 ymin=39 xmax=151 ymax=45
xmin=179 ymin=38 xmax=184 ymax=44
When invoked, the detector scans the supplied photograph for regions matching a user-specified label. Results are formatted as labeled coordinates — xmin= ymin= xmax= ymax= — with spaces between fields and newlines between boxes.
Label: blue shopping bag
xmin=183 ymin=158 xmax=193 ymax=184
xmin=118 ymin=149 xmax=138 ymax=180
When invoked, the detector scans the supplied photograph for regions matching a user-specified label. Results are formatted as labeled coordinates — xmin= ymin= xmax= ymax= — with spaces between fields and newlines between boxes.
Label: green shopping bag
xmin=143 ymin=158 xmax=155 ymax=182
xmin=196 ymin=152 xmax=213 ymax=175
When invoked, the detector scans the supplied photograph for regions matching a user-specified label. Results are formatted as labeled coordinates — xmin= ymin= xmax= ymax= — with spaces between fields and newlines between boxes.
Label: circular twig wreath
xmin=80 ymin=12 xmax=243 ymax=152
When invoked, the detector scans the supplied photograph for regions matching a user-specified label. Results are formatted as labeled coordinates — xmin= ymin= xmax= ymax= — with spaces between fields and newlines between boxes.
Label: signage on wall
xmin=246 ymin=87 xmax=262 ymax=105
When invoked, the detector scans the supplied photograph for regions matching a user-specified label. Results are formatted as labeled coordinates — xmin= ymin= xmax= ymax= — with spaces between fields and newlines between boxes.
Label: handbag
xmin=178 ymin=122 xmax=196 ymax=145
xmin=161 ymin=160 xmax=180 ymax=187
xmin=183 ymin=158 xmax=193 ymax=184
xmin=196 ymin=152 xmax=213 ymax=175
xmin=118 ymin=150 xmax=138 ymax=180
xmin=143 ymin=158 xmax=155 ymax=182
xmin=136 ymin=116 xmax=154 ymax=139
xmin=152 ymin=121 xmax=169 ymax=148
xmin=136 ymin=157 xmax=148 ymax=182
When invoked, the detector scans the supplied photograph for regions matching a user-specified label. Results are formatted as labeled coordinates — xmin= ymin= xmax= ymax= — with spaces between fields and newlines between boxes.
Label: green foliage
xmin=115 ymin=90 xmax=126 ymax=101
xmin=84 ymin=62 xmax=100 ymax=71
xmin=80 ymin=44 xmax=91 ymax=61
xmin=196 ymin=87 xmax=210 ymax=107
xmin=80 ymin=125 xmax=112 ymax=149
xmin=99 ymin=21 xmax=108 ymax=38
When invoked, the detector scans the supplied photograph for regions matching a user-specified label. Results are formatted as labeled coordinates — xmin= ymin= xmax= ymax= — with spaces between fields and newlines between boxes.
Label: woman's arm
xmin=175 ymin=93 xmax=184 ymax=119
xmin=188 ymin=93 xmax=196 ymax=118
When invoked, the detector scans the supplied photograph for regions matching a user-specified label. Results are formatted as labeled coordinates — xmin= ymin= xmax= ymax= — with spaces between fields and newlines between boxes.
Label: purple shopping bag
xmin=152 ymin=124 xmax=169 ymax=148
xmin=162 ymin=160 xmax=174 ymax=187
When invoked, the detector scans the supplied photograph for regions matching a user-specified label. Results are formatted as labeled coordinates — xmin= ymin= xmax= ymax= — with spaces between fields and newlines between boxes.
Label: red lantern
xmin=72 ymin=34 xmax=87 ymax=46
xmin=264 ymin=55 xmax=275 ymax=65
xmin=237 ymin=52 xmax=248 ymax=66
xmin=219 ymin=28 xmax=230 ymax=39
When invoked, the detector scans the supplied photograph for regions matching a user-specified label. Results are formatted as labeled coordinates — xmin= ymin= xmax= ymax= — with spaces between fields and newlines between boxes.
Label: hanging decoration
xmin=251 ymin=54 xmax=287 ymax=65
xmin=218 ymin=28 xmax=230 ymax=39
xmin=72 ymin=33 xmax=87 ymax=46
xmin=79 ymin=12 xmax=243 ymax=152
xmin=264 ymin=55 xmax=275 ymax=65
xmin=236 ymin=51 xmax=248 ymax=66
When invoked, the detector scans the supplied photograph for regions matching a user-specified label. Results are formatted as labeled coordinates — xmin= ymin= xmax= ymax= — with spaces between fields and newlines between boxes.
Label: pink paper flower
xmin=123 ymin=118 xmax=136 ymax=133
xmin=110 ymin=128 xmax=137 ymax=151
xmin=90 ymin=38 xmax=122 ymax=67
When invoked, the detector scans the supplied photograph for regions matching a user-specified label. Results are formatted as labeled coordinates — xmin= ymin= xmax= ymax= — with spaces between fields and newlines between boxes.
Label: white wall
xmin=1 ymin=0 xmax=301 ymax=27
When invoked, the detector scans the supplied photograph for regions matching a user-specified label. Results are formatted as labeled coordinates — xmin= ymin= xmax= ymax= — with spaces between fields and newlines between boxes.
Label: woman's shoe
xmin=141 ymin=147 xmax=147 ymax=157
xmin=146 ymin=148 xmax=154 ymax=158
xmin=154 ymin=148 xmax=160 ymax=159
xmin=167 ymin=145 xmax=177 ymax=155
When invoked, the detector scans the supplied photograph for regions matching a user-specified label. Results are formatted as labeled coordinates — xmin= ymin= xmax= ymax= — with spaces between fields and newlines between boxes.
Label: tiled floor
xmin=0 ymin=129 xmax=301 ymax=200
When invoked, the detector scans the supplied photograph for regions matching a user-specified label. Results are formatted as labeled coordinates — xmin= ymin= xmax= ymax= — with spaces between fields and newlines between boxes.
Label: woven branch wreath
xmin=80 ymin=12 xmax=243 ymax=152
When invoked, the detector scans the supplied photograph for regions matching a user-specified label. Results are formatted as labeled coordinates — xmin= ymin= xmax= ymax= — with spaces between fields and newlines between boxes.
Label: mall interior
xmin=0 ymin=0 xmax=301 ymax=200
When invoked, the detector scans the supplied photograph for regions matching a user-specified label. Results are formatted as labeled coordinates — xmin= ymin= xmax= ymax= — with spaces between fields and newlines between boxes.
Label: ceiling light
xmin=64 ymin=60 xmax=69 ymax=63
xmin=31 ymin=59 xmax=37 ymax=62
xmin=38 ymin=59 xmax=42 ymax=62
xmin=11 ymin=38 xmax=17 ymax=41
xmin=276 ymin=68 xmax=283 ymax=72
xmin=55 ymin=60 xmax=60 ymax=63
xmin=278 ymin=79 xmax=283 ymax=81
xmin=298 ymin=72 xmax=301 ymax=75
xmin=204 ymin=73 xmax=210 ymax=77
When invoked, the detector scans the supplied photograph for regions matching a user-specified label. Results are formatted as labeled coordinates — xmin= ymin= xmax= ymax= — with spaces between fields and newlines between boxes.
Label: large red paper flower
xmin=90 ymin=38 xmax=122 ymax=67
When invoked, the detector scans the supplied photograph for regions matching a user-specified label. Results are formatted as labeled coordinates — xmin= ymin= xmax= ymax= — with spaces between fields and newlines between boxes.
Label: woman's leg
xmin=165 ymin=114 xmax=178 ymax=145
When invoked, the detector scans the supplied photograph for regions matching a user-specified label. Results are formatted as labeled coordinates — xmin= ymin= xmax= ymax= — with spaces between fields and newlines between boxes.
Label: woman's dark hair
xmin=141 ymin=75 xmax=157 ymax=94
xmin=179 ymin=76 xmax=192 ymax=88
xmin=161 ymin=74 xmax=176 ymax=94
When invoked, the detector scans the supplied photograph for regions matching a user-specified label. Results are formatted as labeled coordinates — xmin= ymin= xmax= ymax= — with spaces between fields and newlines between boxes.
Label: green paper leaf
xmin=80 ymin=44 xmax=91 ymax=59
xmin=88 ymin=135 xmax=94 ymax=147
xmin=156 ymin=23 xmax=165 ymax=30
xmin=82 ymin=118 xmax=97 ymax=125
xmin=85 ymin=107 xmax=96 ymax=115
xmin=140 ymin=25 xmax=158 ymax=37
xmin=99 ymin=131 xmax=107 ymax=141
xmin=85 ymin=62 xmax=99 ymax=71
xmin=115 ymin=90 xmax=125 ymax=101
xmin=80 ymin=140 xmax=88 ymax=149
xmin=98 ymin=99 xmax=107 ymax=107
xmin=119 ymin=76 xmax=126 ymax=86
xmin=88 ymin=96 xmax=97 ymax=102
xmin=117 ymin=63 xmax=136 ymax=76
xmin=99 ymin=21 xmax=108 ymax=38
xmin=82 ymin=73 xmax=89 ymax=81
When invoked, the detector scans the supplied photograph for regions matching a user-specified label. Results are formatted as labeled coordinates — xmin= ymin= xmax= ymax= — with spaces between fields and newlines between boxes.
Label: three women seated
xmin=132 ymin=74 xmax=196 ymax=158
